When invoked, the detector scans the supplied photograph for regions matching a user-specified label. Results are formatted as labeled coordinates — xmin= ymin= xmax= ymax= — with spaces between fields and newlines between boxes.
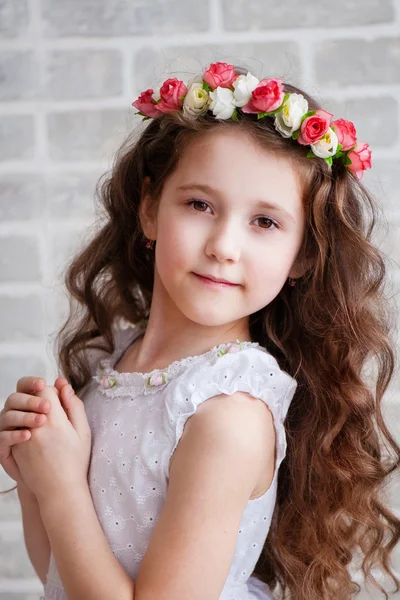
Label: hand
xmin=11 ymin=382 xmax=91 ymax=504
xmin=0 ymin=377 xmax=52 ymax=487
xmin=0 ymin=377 xmax=74 ymax=490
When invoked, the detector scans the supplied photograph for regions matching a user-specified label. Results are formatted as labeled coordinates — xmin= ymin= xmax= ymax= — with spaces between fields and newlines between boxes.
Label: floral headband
xmin=132 ymin=62 xmax=372 ymax=180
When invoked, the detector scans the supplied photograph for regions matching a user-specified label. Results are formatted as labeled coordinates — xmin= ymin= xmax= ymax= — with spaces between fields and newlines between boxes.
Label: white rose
xmin=209 ymin=87 xmax=236 ymax=120
xmin=232 ymin=72 xmax=260 ymax=108
xmin=182 ymin=82 xmax=210 ymax=117
xmin=274 ymin=93 xmax=308 ymax=138
xmin=310 ymin=128 xmax=339 ymax=158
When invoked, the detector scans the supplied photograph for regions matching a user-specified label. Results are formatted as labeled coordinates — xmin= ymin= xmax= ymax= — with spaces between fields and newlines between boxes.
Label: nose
xmin=205 ymin=220 xmax=241 ymax=263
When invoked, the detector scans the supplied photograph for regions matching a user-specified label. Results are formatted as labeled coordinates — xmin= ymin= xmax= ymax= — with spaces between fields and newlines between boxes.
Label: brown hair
xmin=4 ymin=66 xmax=400 ymax=599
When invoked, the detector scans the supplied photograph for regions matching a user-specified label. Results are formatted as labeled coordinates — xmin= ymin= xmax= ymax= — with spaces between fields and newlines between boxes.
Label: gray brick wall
xmin=0 ymin=0 xmax=399 ymax=598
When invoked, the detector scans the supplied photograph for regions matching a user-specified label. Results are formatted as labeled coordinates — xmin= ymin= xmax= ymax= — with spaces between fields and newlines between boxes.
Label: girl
xmin=0 ymin=61 xmax=399 ymax=600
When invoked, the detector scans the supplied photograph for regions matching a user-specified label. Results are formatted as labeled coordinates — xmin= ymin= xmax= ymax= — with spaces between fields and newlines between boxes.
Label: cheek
xmin=156 ymin=217 xmax=194 ymax=274
xmin=246 ymin=249 xmax=290 ymax=292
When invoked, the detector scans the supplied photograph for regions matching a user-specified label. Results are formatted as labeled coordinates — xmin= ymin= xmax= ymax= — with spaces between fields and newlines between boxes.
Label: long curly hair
xmin=5 ymin=65 xmax=400 ymax=599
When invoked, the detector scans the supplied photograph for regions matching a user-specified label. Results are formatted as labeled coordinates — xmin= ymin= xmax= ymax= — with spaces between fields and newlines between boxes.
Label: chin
xmin=177 ymin=303 xmax=241 ymax=329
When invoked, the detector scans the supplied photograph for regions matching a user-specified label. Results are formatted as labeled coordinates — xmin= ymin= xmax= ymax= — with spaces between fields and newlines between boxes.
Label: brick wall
xmin=0 ymin=0 xmax=399 ymax=598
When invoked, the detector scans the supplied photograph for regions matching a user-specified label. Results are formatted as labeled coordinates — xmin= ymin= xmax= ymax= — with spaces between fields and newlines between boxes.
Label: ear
xmin=139 ymin=176 xmax=157 ymax=241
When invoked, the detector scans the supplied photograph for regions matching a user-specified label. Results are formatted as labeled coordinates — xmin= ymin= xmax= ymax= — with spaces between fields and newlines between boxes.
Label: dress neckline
xmin=93 ymin=318 xmax=266 ymax=397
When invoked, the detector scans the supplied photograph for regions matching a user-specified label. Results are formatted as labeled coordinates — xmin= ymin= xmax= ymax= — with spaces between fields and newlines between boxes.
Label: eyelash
xmin=184 ymin=199 xmax=281 ymax=232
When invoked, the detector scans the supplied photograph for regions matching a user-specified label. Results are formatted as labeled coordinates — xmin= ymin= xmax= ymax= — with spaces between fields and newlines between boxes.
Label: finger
xmin=3 ymin=392 xmax=50 ymax=415
xmin=54 ymin=377 xmax=69 ymax=394
xmin=16 ymin=376 xmax=46 ymax=395
xmin=60 ymin=385 xmax=88 ymax=435
xmin=0 ymin=429 xmax=31 ymax=448
xmin=34 ymin=386 xmax=66 ymax=419
xmin=1 ymin=409 xmax=47 ymax=430
xmin=55 ymin=381 xmax=72 ymax=417
xmin=59 ymin=384 xmax=74 ymax=411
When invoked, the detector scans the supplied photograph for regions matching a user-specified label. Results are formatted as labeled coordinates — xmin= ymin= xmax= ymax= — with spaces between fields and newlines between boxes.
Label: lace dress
xmin=42 ymin=319 xmax=298 ymax=600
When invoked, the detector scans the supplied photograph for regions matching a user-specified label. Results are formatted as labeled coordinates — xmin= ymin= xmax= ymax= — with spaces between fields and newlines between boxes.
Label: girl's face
xmin=147 ymin=129 xmax=307 ymax=330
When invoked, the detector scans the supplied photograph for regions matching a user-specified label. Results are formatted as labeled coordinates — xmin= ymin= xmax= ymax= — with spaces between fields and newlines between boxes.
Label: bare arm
xmin=135 ymin=392 xmax=276 ymax=599
xmin=17 ymin=482 xmax=51 ymax=584
xmin=39 ymin=484 xmax=135 ymax=600
xmin=1 ymin=376 xmax=71 ymax=586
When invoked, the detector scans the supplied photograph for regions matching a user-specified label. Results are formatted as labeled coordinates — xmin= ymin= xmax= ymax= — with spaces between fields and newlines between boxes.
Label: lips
xmin=195 ymin=273 xmax=238 ymax=285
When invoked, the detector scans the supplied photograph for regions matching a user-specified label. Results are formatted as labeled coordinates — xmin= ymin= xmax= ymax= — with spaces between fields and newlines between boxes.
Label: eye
xmin=254 ymin=216 xmax=280 ymax=231
xmin=185 ymin=199 xmax=210 ymax=213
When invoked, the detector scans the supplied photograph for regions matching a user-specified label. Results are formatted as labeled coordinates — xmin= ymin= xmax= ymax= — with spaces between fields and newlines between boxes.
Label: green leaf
xmin=332 ymin=144 xmax=344 ymax=159
xmin=324 ymin=156 xmax=333 ymax=166
xmin=231 ymin=108 xmax=239 ymax=121
xmin=343 ymin=155 xmax=352 ymax=167
xmin=306 ymin=150 xmax=316 ymax=158
xmin=202 ymin=81 xmax=211 ymax=92
xmin=300 ymin=110 xmax=316 ymax=124
xmin=135 ymin=110 xmax=152 ymax=122
xmin=332 ymin=150 xmax=344 ymax=159
xmin=264 ymin=106 xmax=283 ymax=116
xmin=292 ymin=129 xmax=300 ymax=140
xmin=255 ymin=101 xmax=289 ymax=119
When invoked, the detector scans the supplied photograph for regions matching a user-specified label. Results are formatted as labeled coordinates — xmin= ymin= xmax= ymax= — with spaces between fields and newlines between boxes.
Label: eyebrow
xmin=177 ymin=183 xmax=296 ymax=224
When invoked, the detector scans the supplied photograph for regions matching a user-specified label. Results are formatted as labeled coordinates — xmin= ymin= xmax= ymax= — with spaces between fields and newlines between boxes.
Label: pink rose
xmin=132 ymin=89 xmax=163 ymax=118
xmin=100 ymin=376 xmax=111 ymax=389
xmin=347 ymin=142 xmax=372 ymax=180
xmin=226 ymin=343 xmax=241 ymax=353
xmin=156 ymin=78 xmax=188 ymax=113
xmin=242 ymin=78 xmax=285 ymax=114
xmin=297 ymin=109 xmax=333 ymax=145
xmin=149 ymin=372 xmax=164 ymax=386
xmin=203 ymin=62 xmax=237 ymax=89
xmin=332 ymin=118 xmax=357 ymax=151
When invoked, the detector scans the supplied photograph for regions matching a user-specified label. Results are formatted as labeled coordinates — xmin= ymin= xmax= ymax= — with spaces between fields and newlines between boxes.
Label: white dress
xmin=42 ymin=319 xmax=298 ymax=600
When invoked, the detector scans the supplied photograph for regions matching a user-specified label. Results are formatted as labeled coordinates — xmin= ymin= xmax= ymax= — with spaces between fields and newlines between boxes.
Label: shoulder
xmin=85 ymin=318 xmax=142 ymax=372
xmin=79 ymin=319 xmax=143 ymax=397
xmin=162 ymin=343 xmax=297 ymax=485
xmin=171 ymin=388 xmax=276 ymax=489
xmin=182 ymin=388 xmax=275 ymax=447
xmin=164 ymin=343 xmax=298 ymax=432
xmin=175 ymin=343 xmax=296 ymax=398
xmin=180 ymin=389 xmax=275 ymax=461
